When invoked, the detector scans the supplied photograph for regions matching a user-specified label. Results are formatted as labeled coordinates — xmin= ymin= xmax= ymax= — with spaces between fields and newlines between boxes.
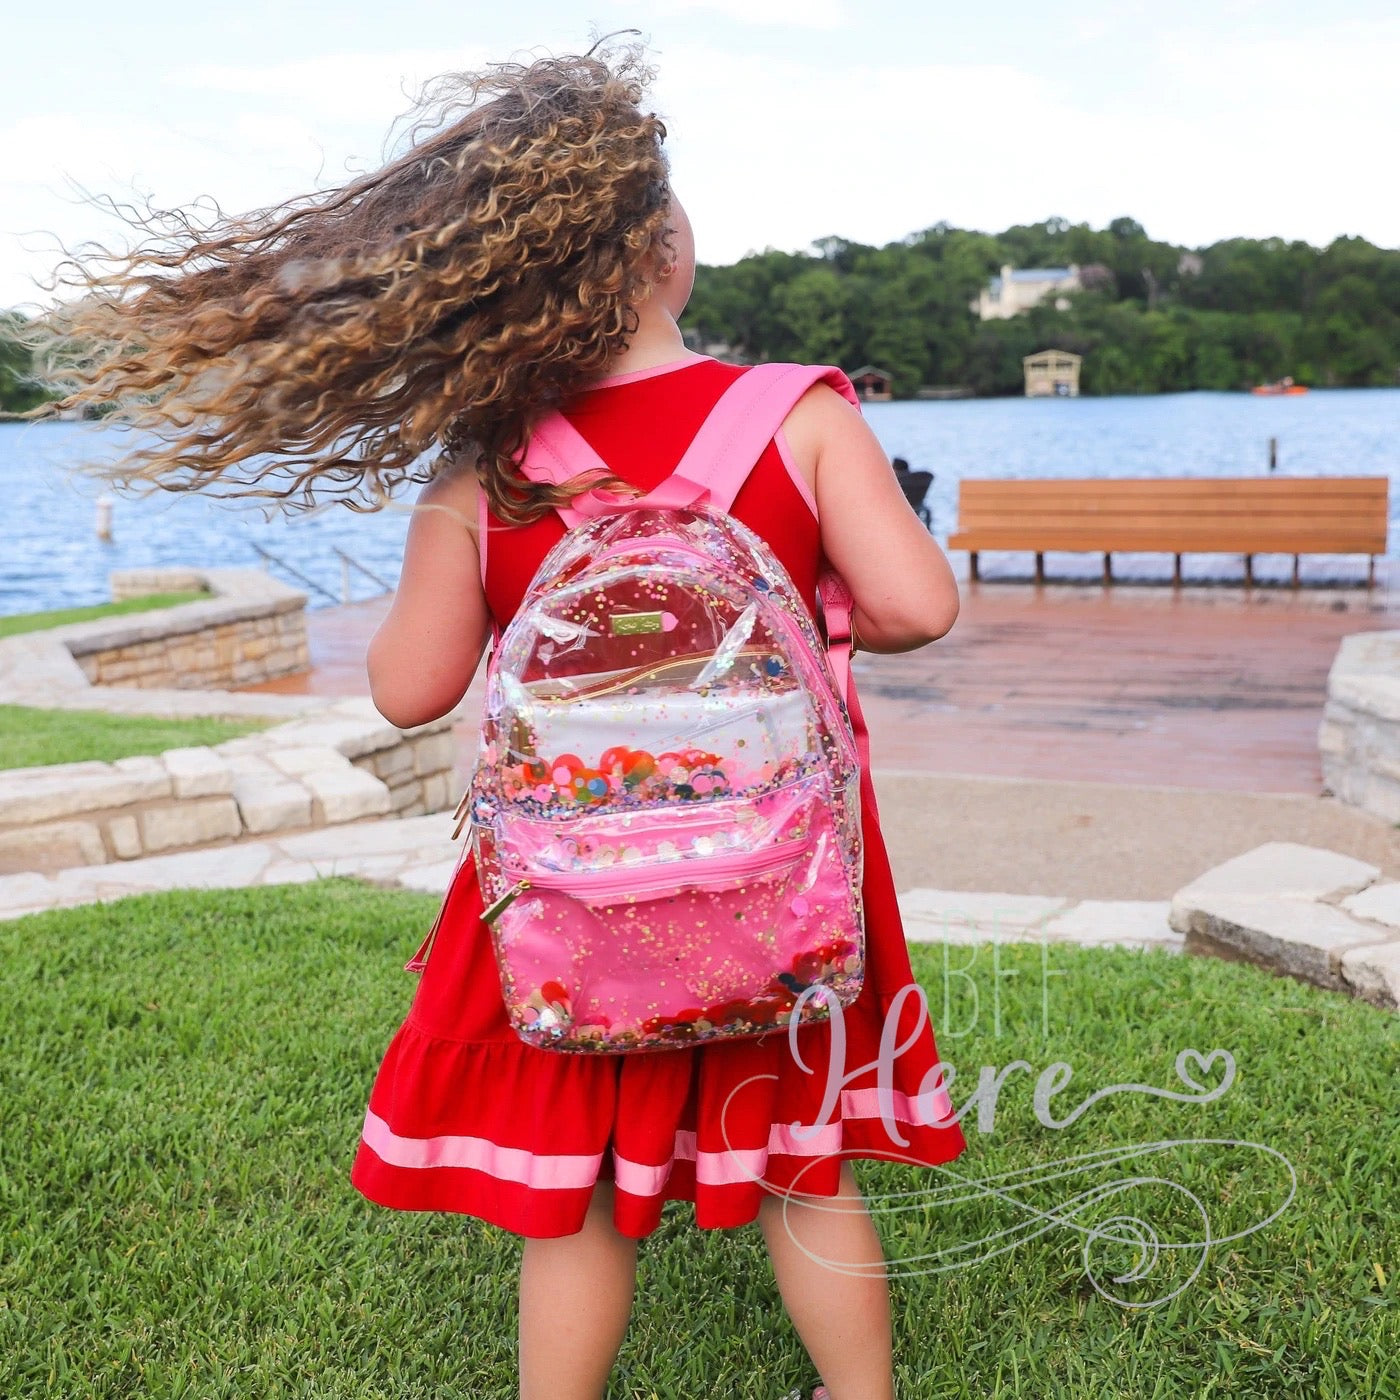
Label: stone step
xmin=3 ymin=823 xmax=1394 ymax=1013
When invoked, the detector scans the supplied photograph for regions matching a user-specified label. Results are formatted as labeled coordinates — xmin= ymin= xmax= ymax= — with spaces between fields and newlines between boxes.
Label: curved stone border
xmin=0 ymin=811 xmax=467 ymax=921
xmin=0 ymin=569 xmax=468 ymax=874
xmin=899 ymin=889 xmax=1184 ymax=952
xmin=13 ymin=567 xmax=309 ymax=692
xmin=1319 ymin=628 xmax=1400 ymax=821
xmin=0 ymin=696 xmax=467 ymax=874
xmin=0 ymin=816 xmax=1183 ymax=955
xmin=1169 ymin=841 xmax=1400 ymax=1009
xmin=3 ymin=820 xmax=1392 ymax=1017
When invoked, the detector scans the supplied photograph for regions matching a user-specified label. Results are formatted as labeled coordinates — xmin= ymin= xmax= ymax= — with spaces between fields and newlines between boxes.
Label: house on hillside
xmin=976 ymin=264 xmax=1083 ymax=320
xmin=849 ymin=365 xmax=894 ymax=401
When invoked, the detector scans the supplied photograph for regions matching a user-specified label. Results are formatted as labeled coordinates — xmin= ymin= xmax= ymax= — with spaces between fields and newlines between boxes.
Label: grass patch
xmin=0 ymin=704 xmax=271 ymax=770
xmin=0 ymin=883 xmax=1394 ymax=1398
xmin=0 ymin=591 xmax=211 ymax=639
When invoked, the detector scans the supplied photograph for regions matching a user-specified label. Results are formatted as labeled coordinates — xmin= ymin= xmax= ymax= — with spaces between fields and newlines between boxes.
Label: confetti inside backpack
xmin=448 ymin=363 xmax=873 ymax=1054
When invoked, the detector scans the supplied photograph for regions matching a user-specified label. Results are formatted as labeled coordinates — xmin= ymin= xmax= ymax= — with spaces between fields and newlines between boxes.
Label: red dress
xmin=350 ymin=356 xmax=968 ymax=1239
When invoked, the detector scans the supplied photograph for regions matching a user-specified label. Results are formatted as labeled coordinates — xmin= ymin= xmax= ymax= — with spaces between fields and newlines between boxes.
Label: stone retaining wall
xmin=1318 ymin=629 xmax=1400 ymax=822
xmin=65 ymin=568 xmax=308 ymax=689
xmin=0 ymin=567 xmax=471 ymax=877
xmin=0 ymin=699 xmax=463 ymax=875
xmin=1170 ymin=841 xmax=1400 ymax=1009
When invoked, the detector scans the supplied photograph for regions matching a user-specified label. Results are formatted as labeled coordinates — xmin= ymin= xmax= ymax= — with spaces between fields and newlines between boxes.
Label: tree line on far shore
xmin=4 ymin=217 xmax=1400 ymax=410
xmin=681 ymin=217 xmax=1400 ymax=397
xmin=0 ymin=312 xmax=50 ymax=416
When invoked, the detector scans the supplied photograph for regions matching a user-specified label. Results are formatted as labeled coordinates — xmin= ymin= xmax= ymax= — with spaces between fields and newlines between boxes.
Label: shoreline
xmin=6 ymin=384 xmax=1400 ymax=421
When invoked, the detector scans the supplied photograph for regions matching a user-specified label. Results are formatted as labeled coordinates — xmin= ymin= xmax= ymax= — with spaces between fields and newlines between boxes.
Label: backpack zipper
xmin=487 ymin=835 xmax=807 ymax=916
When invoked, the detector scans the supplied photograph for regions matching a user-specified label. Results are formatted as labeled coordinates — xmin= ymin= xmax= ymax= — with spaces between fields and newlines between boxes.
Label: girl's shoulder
xmin=776 ymin=367 xmax=869 ymax=497
xmin=417 ymin=455 xmax=480 ymax=540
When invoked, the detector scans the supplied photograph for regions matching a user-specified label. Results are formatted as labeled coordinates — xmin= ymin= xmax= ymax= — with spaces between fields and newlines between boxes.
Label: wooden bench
xmin=946 ymin=477 xmax=1390 ymax=587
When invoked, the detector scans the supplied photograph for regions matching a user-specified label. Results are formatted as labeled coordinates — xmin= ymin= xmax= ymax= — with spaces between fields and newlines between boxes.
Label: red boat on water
xmin=1251 ymin=377 xmax=1308 ymax=396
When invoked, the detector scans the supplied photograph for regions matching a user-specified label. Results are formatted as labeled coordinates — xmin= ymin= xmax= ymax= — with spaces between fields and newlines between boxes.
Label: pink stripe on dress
xmin=361 ymin=1109 xmax=602 ymax=1189
xmin=612 ymin=1085 xmax=956 ymax=1193
xmin=363 ymin=1083 xmax=958 ymax=1197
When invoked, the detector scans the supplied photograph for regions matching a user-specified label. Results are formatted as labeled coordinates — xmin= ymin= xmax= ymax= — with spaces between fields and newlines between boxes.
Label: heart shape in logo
xmin=1175 ymin=1048 xmax=1235 ymax=1097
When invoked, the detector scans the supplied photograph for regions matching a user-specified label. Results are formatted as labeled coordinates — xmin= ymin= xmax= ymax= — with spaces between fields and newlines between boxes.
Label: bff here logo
xmin=722 ymin=930 xmax=1298 ymax=1309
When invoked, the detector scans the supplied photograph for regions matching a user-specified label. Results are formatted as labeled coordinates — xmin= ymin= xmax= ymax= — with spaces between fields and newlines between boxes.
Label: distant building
xmin=1078 ymin=263 xmax=1116 ymax=293
xmin=1023 ymin=349 xmax=1082 ymax=397
xmin=849 ymin=365 xmax=894 ymax=401
xmin=681 ymin=329 xmax=749 ymax=365
xmin=976 ymin=264 xmax=1083 ymax=320
xmin=1177 ymin=251 xmax=1204 ymax=278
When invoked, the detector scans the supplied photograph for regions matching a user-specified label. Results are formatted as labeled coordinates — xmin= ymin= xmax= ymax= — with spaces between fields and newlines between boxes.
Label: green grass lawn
xmin=0 ymin=704 xmax=271 ymax=770
xmin=0 ymin=592 xmax=211 ymax=640
xmin=0 ymin=882 xmax=1394 ymax=1399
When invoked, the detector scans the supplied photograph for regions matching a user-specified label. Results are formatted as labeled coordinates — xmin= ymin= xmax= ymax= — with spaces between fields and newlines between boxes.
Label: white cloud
xmin=0 ymin=107 xmax=342 ymax=309
xmin=1 ymin=49 xmax=494 ymax=307
xmin=650 ymin=48 xmax=1063 ymax=261
xmin=646 ymin=23 xmax=1400 ymax=263
xmin=633 ymin=0 xmax=847 ymax=28
xmin=172 ymin=47 xmax=492 ymax=128
xmin=5 ymin=17 xmax=1400 ymax=308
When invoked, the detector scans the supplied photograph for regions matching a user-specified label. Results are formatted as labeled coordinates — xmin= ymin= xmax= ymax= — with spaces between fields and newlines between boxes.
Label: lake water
xmin=3 ymin=388 xmax=1397 ymax=613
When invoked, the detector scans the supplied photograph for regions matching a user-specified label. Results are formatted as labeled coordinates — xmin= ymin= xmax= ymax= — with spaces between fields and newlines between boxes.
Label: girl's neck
xmin=594 ymin=300 xmax=705 ymax=382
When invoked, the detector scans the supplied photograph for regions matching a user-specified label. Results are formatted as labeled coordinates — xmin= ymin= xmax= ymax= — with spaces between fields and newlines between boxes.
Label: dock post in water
xmin=1269 ymin=437 xmax=1278 ymax=471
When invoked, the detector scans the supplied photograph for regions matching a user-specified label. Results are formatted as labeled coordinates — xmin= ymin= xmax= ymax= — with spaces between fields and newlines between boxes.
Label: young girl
xmin=28 ymin=42 xmax=967 ymax=1399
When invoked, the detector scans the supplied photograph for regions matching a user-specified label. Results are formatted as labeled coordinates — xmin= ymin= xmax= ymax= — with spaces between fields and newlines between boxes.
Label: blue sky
xmin=4 ymin=1 xmax=1398 ymax=308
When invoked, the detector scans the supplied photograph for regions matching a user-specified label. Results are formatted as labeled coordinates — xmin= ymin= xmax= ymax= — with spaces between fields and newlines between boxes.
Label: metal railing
xmin=333 ymin=547 xmax=394 ymax=600
xmin=251 ymin=543 xmax=394 ymax=606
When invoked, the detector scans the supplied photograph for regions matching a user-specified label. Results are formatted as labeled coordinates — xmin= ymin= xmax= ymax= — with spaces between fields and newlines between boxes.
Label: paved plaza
xmin=11 ymin=572 xmax=1400 ymax=1000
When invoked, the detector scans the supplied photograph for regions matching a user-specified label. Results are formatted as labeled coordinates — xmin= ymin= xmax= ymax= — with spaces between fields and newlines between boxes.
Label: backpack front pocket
xmin=486 ymin=807 xmax=863 ymax=1053
xmin=499 ymin=834 xmax=807 ymax=903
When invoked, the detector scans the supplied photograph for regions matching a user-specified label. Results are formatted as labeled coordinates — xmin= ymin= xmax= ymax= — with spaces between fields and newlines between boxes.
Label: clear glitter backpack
xmin=457 ymin=363 xmax=871 ymax=1053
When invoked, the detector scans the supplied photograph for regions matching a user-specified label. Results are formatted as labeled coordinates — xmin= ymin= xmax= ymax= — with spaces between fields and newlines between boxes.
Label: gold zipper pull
xmin=481 ymin=880 xmax=529 ymax=925
xmin=450 ymin=785 xmax=474 ymax=840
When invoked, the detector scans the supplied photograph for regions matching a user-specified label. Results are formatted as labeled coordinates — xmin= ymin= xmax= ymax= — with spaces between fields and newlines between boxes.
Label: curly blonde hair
xmin=20 ymin=40 xmax=674 ymax=525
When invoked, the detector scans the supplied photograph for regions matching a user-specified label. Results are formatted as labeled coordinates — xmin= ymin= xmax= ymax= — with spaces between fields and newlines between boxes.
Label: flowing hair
xmin=19 ymin=40 xmax=674 ymax=525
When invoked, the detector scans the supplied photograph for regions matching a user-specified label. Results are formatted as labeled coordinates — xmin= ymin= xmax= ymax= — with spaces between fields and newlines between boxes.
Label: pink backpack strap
xmin=669 ymin=362 xmax=859 ymax=512
xmin=517 ymin=411 xmax=703 ymax=527
xmin=477 ymin=483 xmax=503 ymax=649
xmin=517 ymin=362 xmax=860 ymax=522
xmin=514 ymin=413 xmax=611 ymax=529
xmin=666 ymin=362 xmax=876 ymax=813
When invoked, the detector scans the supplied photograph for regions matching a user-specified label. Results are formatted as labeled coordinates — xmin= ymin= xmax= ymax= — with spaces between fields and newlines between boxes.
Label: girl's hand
xmin=783 ymin=385 xmax=960 ymax=653
xmin=366 ymin=463 xmax=492 ymax=729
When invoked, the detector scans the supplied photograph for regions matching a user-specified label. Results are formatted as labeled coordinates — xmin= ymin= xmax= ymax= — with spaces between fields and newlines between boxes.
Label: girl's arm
xmin=366 ymin=465 xmax=492 ymax=729
xmin=783 ymin=384 xmax=961 ymax=653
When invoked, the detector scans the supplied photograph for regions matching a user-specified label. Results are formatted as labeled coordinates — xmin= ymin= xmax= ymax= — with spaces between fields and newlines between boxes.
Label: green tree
xmin=678 ymin=216 xmax=1400 ymax=396
xmin=772 ymin=267 xmax=850 ymax=365
xmin=0 ymin=313 xmax=50 ymax=414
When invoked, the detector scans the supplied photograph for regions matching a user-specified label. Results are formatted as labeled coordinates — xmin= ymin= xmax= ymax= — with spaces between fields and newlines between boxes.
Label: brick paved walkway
xmin=243 ymin=577 xmax=1400 ymax=795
